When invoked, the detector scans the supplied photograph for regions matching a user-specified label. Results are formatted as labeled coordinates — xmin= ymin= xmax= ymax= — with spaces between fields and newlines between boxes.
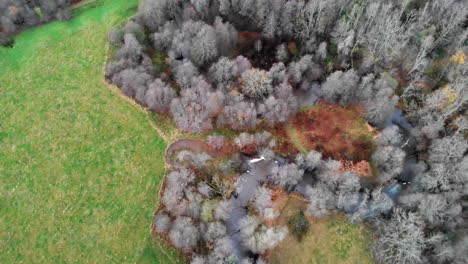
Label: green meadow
xmin=0 ymin=0 xmax=182 ymax=262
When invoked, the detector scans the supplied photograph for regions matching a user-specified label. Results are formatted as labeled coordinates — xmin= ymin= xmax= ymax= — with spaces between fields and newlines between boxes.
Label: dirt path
xmin=285 ymin=123 xmax=308 ymax=154
xmin=102 ymin=44 xmax=173 ymax=145
xmin=103 ymin=34 xmax=188 ymax=264
xmin=71 ymin=0 xmax=98 ymax=10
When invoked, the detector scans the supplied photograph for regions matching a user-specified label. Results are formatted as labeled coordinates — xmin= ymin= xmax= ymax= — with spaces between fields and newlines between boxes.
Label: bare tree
xmin=239 ymin=215 xmax=287 ymax=254
xmin=117 ymin=33 xmax=143 ymax=62
xmin=144 ymin=79 xmax=175 ymax=112
xmin=191 ymin=25 xmax=219 ymax=67
xmin=203 ymin=221 xmax=227 ymax=243
xmin=321 ymin=69 xmax=359 ymax=104
xmin=171 ymin=77 xmax=224 ymax=132
xmin=240 ymin=69 xmax=273 ymax=98
xmin=169 ymin=216 xmax=200 ymax=252
xmin=270 ymin=163 xmax=304 ymax=187
xmin=305 ymin=183 xmax=336 ymax=218
xmin=154 ymin=211 xmax=171 ymax=233
xmin=374 ymin=208 xmax=427 ymax=264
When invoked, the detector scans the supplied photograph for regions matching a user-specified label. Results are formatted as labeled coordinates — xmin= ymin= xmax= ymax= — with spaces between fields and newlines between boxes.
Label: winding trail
xmin=102 ymin=44 xmax=172 ymax=145
xmin=71 ymin=0 xmax=98 ymax=10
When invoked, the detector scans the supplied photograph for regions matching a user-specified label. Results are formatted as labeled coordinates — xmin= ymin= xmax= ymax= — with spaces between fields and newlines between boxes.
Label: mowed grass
xmin=0 ymin=0 xmax=183 ymax=263
xmin=269 ymin=194 xmax=374 ymax=264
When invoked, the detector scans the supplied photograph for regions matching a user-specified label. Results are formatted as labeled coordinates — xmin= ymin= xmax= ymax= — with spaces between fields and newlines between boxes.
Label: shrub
xmin=287 ymin=210 xmax=310 ymax=241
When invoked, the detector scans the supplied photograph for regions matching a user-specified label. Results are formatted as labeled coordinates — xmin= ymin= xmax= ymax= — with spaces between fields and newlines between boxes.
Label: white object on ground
xmin=249 ymin=156 xmax=265 ymax=163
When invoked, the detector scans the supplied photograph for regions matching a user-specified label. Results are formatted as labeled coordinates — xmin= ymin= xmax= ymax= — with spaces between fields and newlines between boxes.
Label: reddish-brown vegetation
xmin=267 ymin=123 xmax=300 ymax=156
xmin=288 ymin=101 xmax=375 ymax=162
xmin=339 ymin=160 xmax=372 ymax=178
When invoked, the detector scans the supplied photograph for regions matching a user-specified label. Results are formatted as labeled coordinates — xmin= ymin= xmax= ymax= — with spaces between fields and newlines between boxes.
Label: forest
xmin=104 ymin=0 xmax=468 ymax=263
xmin=0 ymin=0 xmax=72 ymax=45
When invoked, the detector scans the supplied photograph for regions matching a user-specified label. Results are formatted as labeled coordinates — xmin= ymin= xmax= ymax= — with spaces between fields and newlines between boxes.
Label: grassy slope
xmin=270 ymin=195 xmax=374 ymax=264
xmin=0 ymin=0 xmax=183 ymax=263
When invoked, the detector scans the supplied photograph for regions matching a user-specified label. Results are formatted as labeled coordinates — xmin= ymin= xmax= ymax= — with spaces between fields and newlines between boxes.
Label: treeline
xmin=106 ymin=0 xmax=467 ymax=133
xmin=105 ymin=0 xmax=468 ymax=263
xmin=0 ymin=0 xmax=72 ymax=45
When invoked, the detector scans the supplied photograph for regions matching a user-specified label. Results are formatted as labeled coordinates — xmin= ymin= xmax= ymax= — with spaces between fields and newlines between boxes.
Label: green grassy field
xmin=0 ymin=0 xmax=184 ymax=262
xmin=270 ymin=195 xmax=374 ymax=264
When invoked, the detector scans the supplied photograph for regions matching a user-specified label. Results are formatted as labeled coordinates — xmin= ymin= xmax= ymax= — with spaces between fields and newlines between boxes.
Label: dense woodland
xmin=0 ymin=0 xmax=72 ymax=45
xmin=114 ymin=0 xmax=466 ymax=263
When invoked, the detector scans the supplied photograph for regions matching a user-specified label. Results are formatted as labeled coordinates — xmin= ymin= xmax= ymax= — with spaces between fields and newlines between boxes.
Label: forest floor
xmin=0 ymin=0 xmax=184 ymax=263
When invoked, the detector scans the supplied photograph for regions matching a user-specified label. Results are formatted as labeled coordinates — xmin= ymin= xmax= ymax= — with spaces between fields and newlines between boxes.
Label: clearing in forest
xmin=286 ymin=101 xmax=376 ymax=162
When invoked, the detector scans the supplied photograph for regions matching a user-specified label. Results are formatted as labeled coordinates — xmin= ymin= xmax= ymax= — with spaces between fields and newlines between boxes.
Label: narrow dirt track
xmin=71 ymin=0 xmax=98 ymax=10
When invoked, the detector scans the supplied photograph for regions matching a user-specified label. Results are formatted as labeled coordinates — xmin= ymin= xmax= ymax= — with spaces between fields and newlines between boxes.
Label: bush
xmin=288 ymin=210 xmax=310 ymax=241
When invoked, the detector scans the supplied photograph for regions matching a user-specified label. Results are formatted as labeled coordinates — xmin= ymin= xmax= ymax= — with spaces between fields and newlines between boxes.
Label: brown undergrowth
xmin=286 ymin=101 xmax=376 ymax=162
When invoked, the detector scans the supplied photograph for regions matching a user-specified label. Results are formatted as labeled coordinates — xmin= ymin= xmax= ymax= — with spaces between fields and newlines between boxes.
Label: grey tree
xmin=203 ymin=221 xmax=227 ymax=243
xmin=144 ymin=78 xmax=176 ymax=112
xmin=305 ymin=150 xmax=323 ymax=169
xmin=113 ymin=68 xmax=152 ymax=99
xmin=372 ymin=145 xmax=405 ymax=184
xmin=208 ymin=57 xmax=239 ymax=91
xmin=169 ymin=216 xmax=200 ymax=252
xmin=239 ymin=215 xmax=287 ymax=254
xmin=153 ymin=22 xmax=176 ymax=51
xmin=162 ymin=168 xmax=203 ymax=218
xmin=139 ymin=0 xmax=183 ymax=31
xmin=123 ymin=20 xmax=145 ymax=42
xmin=269 ymin=62 xmax=289 ymax=86
xmin=108 ymin=27 xmax=124 ymax=46
xmin=270 ymin=163 xmax=304 ymax=187
xmin=234 ymin=132 xmax=272 ymax=150
xmin=374 ymin=208 xmax=427 ymax=264
xmin=321 ymin=69 xmax=360 ymax=104
xmin=287 ymin=55 xmax=322 ymax=87
xmin=305 ymin=183 xmax=336 ymax=218
xmin=117 ymin=33 xmax=143 ymax=62
xmin=377 ymin=125 xmax=402 ymax=146
xmin=154 ymin=211 xmax=171 ymax=233
xmin=217 ymin=101 xmax=258 ymax=129
xmin=428 ymin=134 xmax=467 ymax=164
xmin=197 ymin=182 xmax=214 ymax=198
xmin=365 ymin=88 xmax=399 ymax=128
xmin=171 ymin=77 xmax=224 ymax=132
xmin=191 ymin=25 xmax=219 ymax=67
xmin=252 ymin=186 xmax=274 ymax=217
xmin=240 ymin=68 xmax=273 ymax=98
xmin=275 ymin=44 xmax=289 ymax=62
xmin=174 ymin=60 xmax=199 ymax=90
xmin=214 ymin=200 xmax=233 ymax=221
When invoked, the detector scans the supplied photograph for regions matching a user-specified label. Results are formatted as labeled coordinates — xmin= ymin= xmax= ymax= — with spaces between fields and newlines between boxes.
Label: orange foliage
xmin=290 ymin=101 xmax=374 ymax=162
xmin=288 ymin=42 xmax=298 ymax=54
xmin=339 ymin=160 xmax=372 ymax=178
xmin=271 ymin=187 xmax=286 ymax=202
xmin=267 ymin=123 xmax=300 ymax=156
xmin=238 ymin=31 xmax=261 ymax=41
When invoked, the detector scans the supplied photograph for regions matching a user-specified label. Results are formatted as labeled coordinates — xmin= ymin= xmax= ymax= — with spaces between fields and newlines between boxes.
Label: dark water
xmin=226 ymin=159 xmax=274 ymax=262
